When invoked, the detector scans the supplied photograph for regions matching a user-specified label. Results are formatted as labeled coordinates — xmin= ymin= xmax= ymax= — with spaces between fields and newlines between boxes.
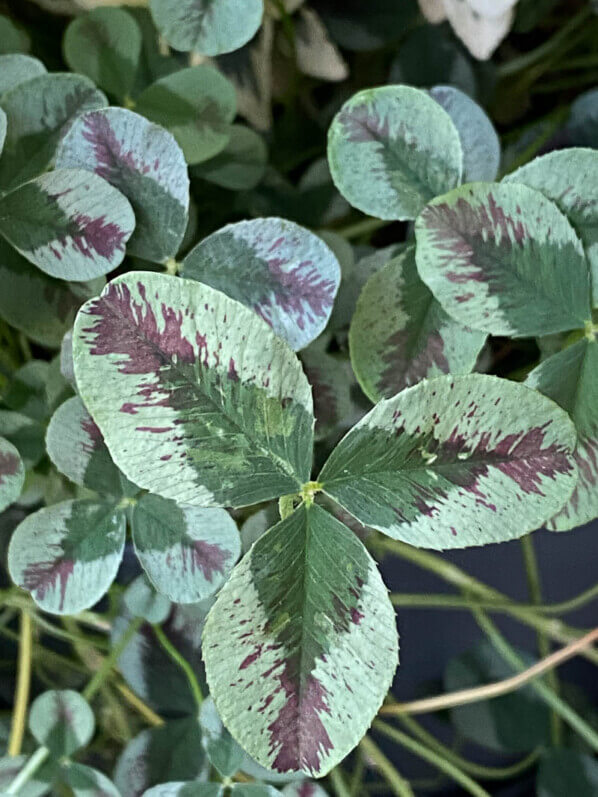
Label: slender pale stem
xmin=83 ymin=616 xmax=143 ymax=702
xmin=8 ymin=611 xmax=32 ymax=757
xmin=329 ymin=767 xmax=352 ymax=797
xmin=336 ymin=218 xmax=387 ymax=240
xmin=6 ymin=746 xmax=49 ymax=795
xmin=359 ymin=735 xmax=414 ymax=797
xmin=153 ymin=624 xmax=203 ymax=708
xmin=116 ymin=683 xmax=164 ymax=727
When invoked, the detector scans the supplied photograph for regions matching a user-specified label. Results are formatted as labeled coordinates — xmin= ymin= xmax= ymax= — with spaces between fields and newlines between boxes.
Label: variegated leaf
xmin=200 ymin=697 xmax=245 ymax=778
xmin=282 ymin=784 xmax=328 ymax=797
xmin=192 ymin=125 xmax=267 ymax=191
xmin=415 ymin=183 xmax=592 ymax=337
xmin=132 ymin=494 xmax=240 ymax=603
xmin=61 ymin=330 xmax=76 ymax=388
xmin=0 ymin=436 xmax=24 ymax=512
xmin=181 ymin=218 xmax=340 ymax=351
xmin=233 ymin=788 xmax=282 ymax=797
xmin=149 ymin=0 xmax=263 ymax=56
xmin=0 ymin=73 xmax=107 ymax=191
xmin=203 ymin=502 xmax=398 ymax=777
xmin=8 ymin=499 xmax=126 ymax=614
xmin=0 ymin=168 xmax=135 ymax=281
xmin=429 ymin=85 xmax=500 ymax=182
xmin=124 ymin=575 xmax=171 ymax=624
xmin=143 ymin=786 xmax=223 ymax=797
xmin=301 ymin=346 xmax=353 ymax=440
xmin=73 ymin=272 xmax=314 ymax=508
xmin=29 ymin=690 xmax=94 ymax=756
xmin=327 ymin=85 xmax=463 ymax=220
xmin=0 ymin=240 xmax=103 ymax=348
xmin=61 ymin=763 xmax=120 ymax=797
xmin=349 ymin=246 xmax=486 ymax=402
xmin=63 ymin=7 xmax=142 ymax=99
xmin=56 ymin=108 xmax=189 ymax=264
xmin=504 ymin=149 xmax=598 ymax=308
xmin=318 ymin=375 xmax=577 ymax=549
xmin=135 ymin=66 xmax=236 ymax=165
xmin=527 ymin=339 xmax=598 ymax=530
xmin=46 ymin=396 xmax=125 ymax=496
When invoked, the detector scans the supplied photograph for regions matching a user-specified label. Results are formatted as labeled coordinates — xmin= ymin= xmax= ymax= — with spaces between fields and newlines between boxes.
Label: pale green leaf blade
xmin=143 ymin=785 xmax=224 ymax=797
xmin=301 ymin=345 xmax=353 ymax=440
xmin=181 ymin=218 xmax=340 ymax=351
xmin=233 ymin=788 xmax=282 ymax=797
xmin=73 ymin=272 xmax=314 ymax=507
xmin=8 ymin=499 xmax=126 ymax=614
xmin=200 ymin=697 xmax=245 ymax=778
xmin=136 ymin=66 xmax=236 ymax=165
xmin=0 ymin=435 xmax=24 ymax=512
xmin=192 ymin=125 xmax=267 ymax=191
xmin=62 ymin=763 xmax=120 ymax=797
xmin=0 ymin=168 xmax=135 ymax=281
xmin=46 ymin=396 xmax=124 ymax=495
xmin=429 ymin=85 xmax=500 ymax=182
xmin=504 ymin=148 xmax=598 ymax=307
xmin=63 ymin=7 xmax=142 ymax=100
xmin=0 ymin=73 xmax=107 ymax=191
xmin=537 ymin=749 xmax=598 ymax=797
xmin=318 ymin=374 xmax=578 ymax=549
xmin=415 ymin=182 xmax=592 ymax=337
xmin=567 ymin=88 xmax=598 ymax=148
xmin=526 ymin=338 xmax=598 ymax=530
xmin=327 ymin=85 xmax=463 ymax=221
xmin=149 ymin=0 xmax=263 ymax=56
xmin=203 ymin=502 xmax=398 ymax=777
xmin=0 ymin=755 xmax=55 ymax=797
xmin=0 ymin=54 xmax=46 ymax=95
xmin=123 ymin=575 xmax=171 ymax=624
xmin=349 ymin=246 xmax=487 ymax=402
xmin=132 ymin=494 xmax=240 ymax=603
xmin=29 ymin=690 xmax=95 ymax=757
xmin=0 ymin=108 xmax=5 ymax=156
xmin=56 ymin=107 xmax=190 ymax=263
xmin=0 ymin=14 xmax=30 ymax=54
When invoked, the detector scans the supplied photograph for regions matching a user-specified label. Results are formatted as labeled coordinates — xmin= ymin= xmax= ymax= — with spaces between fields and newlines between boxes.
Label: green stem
xmin=153 ymin=623 xmax=203 ymax=709
xmin=474 ymin=610 xmax=598 ymax=753
xmin=349 ymin=749 xmax=366 ymax=797
xmin=8 ymin=611 xmax=32 ymax=757
xmin=6 ymin=746 xmax=50 ymax=795
xmin=373 ymin=721 xmax=490 ymax=797
xmin=335 ymin=218 xmax=387 ymax=240
xmin=83 ymin=616 xmax=143 ymax=702
xmin=520 ymin=535 xmax=561 ymax=745
xmin=359 ymin=735 xmax=414 ymax=797
xmin=329 ymin=767 xmax=352 ymax=797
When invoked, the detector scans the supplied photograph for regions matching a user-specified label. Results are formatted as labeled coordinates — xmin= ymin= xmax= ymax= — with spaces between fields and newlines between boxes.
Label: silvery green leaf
xmin=199 ymin=697 xmax=245 ymax=778
xmin=61 ymin=763 xmax=120 ymax=797
xmin=124 ymin=574 xmax=172 ymax=624
xmin=0 ymin=436 xmax=24 ymax=513
xmin=0 ymin=54 xmax=46 ymax=96
xmin=29 ymin=690 xmax=94 ymax=757
xmin=192 ymin=125 xmax=267 ymax=191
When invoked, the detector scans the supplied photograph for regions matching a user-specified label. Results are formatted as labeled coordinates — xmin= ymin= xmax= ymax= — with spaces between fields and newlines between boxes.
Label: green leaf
xmin=301 ymin=345 xmax=353 ymax=440
xmin=0 ymin=54 xmax=45 ymax=96
xmin=8 ymin=499 xmax=126 ymax=614
xmin=0 ymin=168 xmax=135 ymax=281
xmin=143 ymin=785 xmax=224 ymax=797
xmin=318 ymin=374 xmax=577 ymax=549
xmin=415 ymin=182 xmax=592 ymax=337
xmin=29 ymin=690 xmax=95 ymax=757
xmin=0 ymin=239 xmax=103 ymax=348
xmin=56 ymin=107 xmax=189 ymax=264
xmin=73 ymin=272 xmax=314 ymax=508
xmin=0 ymin=755 xmax=56 ymax=797
xmin=0 ymin=436 xmax=24 ymax=513
xmin=567 ymin=88 xmax=598 ymax=149
xmin=233 ymin=788 xmax=282 ymax=797
xmin=192 ymin=125 xmax=267 ymax=191
xmin=282 ymin=784 xmax=328 ymax=797
xmin=149 ymin=0 xmax=263 ymax=56
xmin=527 ymin=338 xmax=598 ymax=530
xmin=46 ymin=396 xmax=128 ymax=496
xmin=132 ymin=493 xmax=240 ymax=603
xmin=0 ymin=410 xmax=45 ymax=468
xmin=136 ymin=66 xmax=236 ymax=165
xmin=0 ymin=109 xmax=5 ymax=158
xmin=63 ymin=7 xmax=142 ymax=100
xmin=504 ymin=148 xmax=598 ymax=308
xmin=429 ymin=85 xmax=500 ymax=182
xmin=349 ymin=246 xmax=486 ymax=402
xmin=327 ymin=85 xmax=463 ymax=221
xmin=444 ymin=641 xmax=550 ymax=752
xmin=200 ymin=697 xmax=245 ymax=778
xmin=0 ymin=15 xmax=30 ymax=54
xmin=537 ymin=749 xmax=598 ymax=797
xmin=181 ymin=218 xmax=340 ymax=351
xmin=318 ymin=0 xmax=419 ymax=51
xmin=203 ymin=502 xmax=398 ymax=777
xmin=61 ymin=763 xmax=120 ymax=797
xmin=0 ymin=73 xmax=107 ymax=191
xmin=114 ymin=719 xmax=208 ymax=796
xmin=123 ymin=574 xmax=171 ymax=624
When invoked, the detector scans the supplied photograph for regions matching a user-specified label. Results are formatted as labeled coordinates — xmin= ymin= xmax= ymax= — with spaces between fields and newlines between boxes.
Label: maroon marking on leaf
xmin=297 ymin=784 xmax=316 ymax=797
xmin=259 ymin=257 xmax=337 ymax=330
xmin=82 ymin=113 xmax=150 ymax=181
xmin=22 ymin=555 xmax=74 ymax=612
xmin=378 ymin=328 xmax=449 ymax=396
xmin=554 ymin=436 xmax=597 ymax=519
xmin=227 ymin=357 xmax=239 ymax=381
xmin=338 ymin=104 xmax=391 ymax=144
xmin=0 ymin=452 xmax=20 ymax=484
xmin=303 ymin=362 xmax=337 ymax=434
xmin=179 ymin=539 xmax=230 ymax=582
xmin=80 ymin=414 xmax=103 ymax=456
xmin=67 ymin=212 xmax=128 ymax=261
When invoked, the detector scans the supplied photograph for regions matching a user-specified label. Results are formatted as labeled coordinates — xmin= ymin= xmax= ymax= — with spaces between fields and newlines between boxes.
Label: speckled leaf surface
xmin=0 ymin=54 xmax=46 ymax=95
xmin=327 ymin=85 xmax=463 ymax=220
xmin=29 ymin=690 xmax=94 ymax=757
xmin=527 ymin=339 xmax=598 ymax=530
xmin=132 ymin=494 xmax=240 ymax=603
xmin=429 ymin=85 xmax=500 ymax=182
xmin=0 ymin=436 xmax=24 ymax=512
xmin=73 ymin=272 xmax=314 ymax=508
xmin=0 ymin=73 xmax=107 ymax=191
xmin=182 ymin=218 xmax=340 ymax=351
xmin=318 ymin=375 xmax=577 ymax=549
xmin=415 ymin=183 xmax=591 ymax=337
xmin=505 ymin=149 xmax=598 ymax=307
xmin=136 ymin=66 xmax=236 ymax=165
xmin=56 ymin=108 xmax=189 ymax=264
xmin=46 ymin=396 xmax=125 ymax=496
xmin=63 ymin=7 xmax=142 ymax=100
xmin=61 ymin=763 xmax=120 ymax=797
xmin=8 ymin=499 xmax=125 ymax=614
xmin=203 ymin=502 xmax=398 ymax=777
xmin=149 ymin=0 xmax=263 ymax=56
xmin=349 ymin=246 xmax=486 ymax=402
xmin=0 ymin=169 xmax=135 ymax=281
